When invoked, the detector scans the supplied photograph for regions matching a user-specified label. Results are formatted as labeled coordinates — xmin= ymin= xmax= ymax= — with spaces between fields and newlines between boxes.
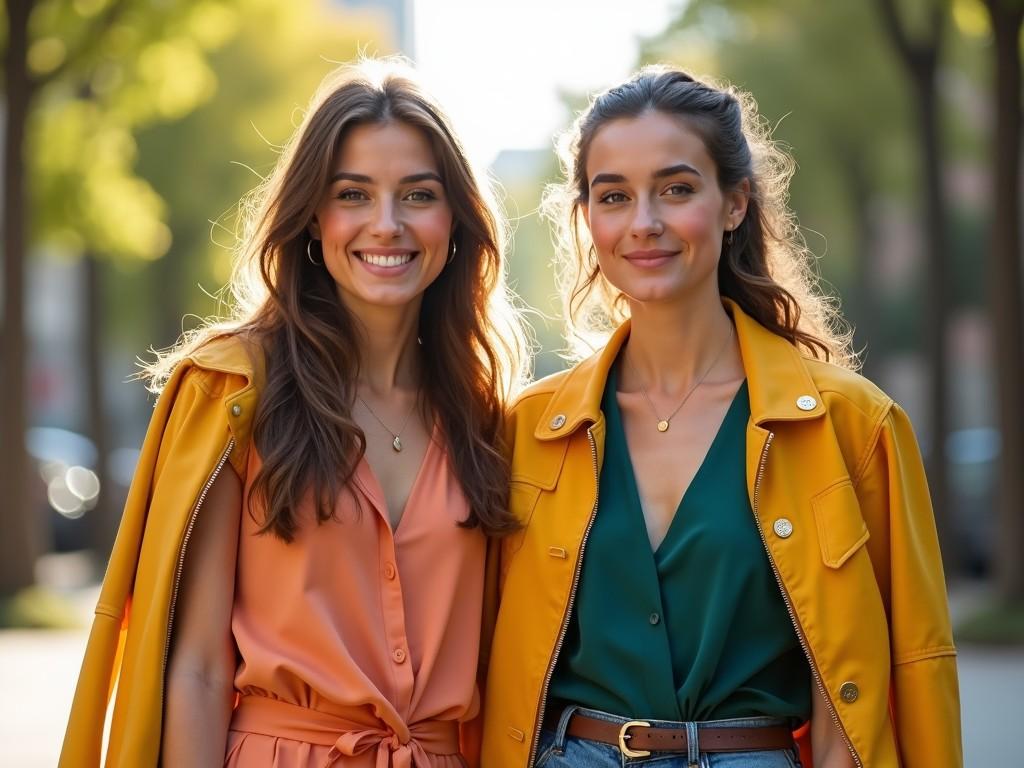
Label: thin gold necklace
xmin=356 ymin=394 xmax=417 ymax=452
xmin=624 ymin=324 xmax=734 ymax=433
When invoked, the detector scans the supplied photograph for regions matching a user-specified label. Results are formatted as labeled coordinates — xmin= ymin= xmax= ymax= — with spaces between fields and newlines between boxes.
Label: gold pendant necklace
xmin=625 ymin=324 xmax=734 ymax=433
xmin=356 ymin=394 xmax=417 ymax=452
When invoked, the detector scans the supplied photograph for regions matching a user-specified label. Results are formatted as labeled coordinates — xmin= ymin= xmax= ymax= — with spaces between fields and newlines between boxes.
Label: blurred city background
xmin=1 ymin=0 xmax=1021 ymax=765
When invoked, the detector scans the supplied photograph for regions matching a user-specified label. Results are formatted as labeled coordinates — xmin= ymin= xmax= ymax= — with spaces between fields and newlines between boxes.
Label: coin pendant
xmin=657 ymin=420 xmax=670 ymax=433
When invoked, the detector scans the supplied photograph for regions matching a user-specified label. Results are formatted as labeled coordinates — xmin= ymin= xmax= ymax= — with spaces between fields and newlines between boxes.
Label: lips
xmin=622 ymin=249 xmax=678 ymax=260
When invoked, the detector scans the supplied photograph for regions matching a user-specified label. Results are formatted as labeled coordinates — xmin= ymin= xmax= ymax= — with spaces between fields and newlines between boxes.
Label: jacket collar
xmin=535 ymin=299 xmax=825 ymax=441
xmin=189 ymin=333 xmax=260 ymax=379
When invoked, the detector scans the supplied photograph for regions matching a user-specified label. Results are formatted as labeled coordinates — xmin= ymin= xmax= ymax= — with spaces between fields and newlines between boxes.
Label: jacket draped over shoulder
xmin=60 ymin=336 xmax=260 ymax=767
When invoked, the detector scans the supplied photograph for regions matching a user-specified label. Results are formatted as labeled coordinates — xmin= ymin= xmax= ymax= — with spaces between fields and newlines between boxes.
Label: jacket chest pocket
xmin=812 ymin=480 xmax=870 ymax=568
xmin=501 ymin=438 xmax=570 ymax=583
xmin=499 ymin=481 xmax=542 ymax=589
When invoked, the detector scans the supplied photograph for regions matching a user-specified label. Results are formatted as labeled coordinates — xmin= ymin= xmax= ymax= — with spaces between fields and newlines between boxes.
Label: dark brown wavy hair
xmin=147 ymin=59 xmax=528 ymax=540
xmin=545 ymin=65 xmax=855 ymax=368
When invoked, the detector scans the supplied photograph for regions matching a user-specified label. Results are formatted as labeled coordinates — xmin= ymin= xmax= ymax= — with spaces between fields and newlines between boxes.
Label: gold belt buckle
xmin=618 ymin=720 xmax=652 ymax=758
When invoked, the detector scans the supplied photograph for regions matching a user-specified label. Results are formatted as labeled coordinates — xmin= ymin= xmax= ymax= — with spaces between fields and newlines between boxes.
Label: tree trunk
xmin=914 ymin=74 xmax=957 ymax=575
xmin=83 ymin=253 xmax=117 ymax=561
xmin=984 ymin=0 xmax=1024 ymax=602
xmin=0 ymin=0 xmax=39 ymax=596
xmin=874 ymin=0 xmax=959 ymax=575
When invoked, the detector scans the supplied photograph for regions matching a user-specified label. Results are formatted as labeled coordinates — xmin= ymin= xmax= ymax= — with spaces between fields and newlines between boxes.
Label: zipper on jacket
xmin=751 ymin=431 xmax=862 ymax=767
xmin=160 ymin=438 xmax=235 ymax=703
xmin=527 ymin=427 xmax=601 ymax=766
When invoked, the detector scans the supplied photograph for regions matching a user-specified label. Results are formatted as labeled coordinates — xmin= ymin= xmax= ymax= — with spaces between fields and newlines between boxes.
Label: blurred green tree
xmin=980 ymin=0 xmax=1024 ymax=603
xmin=2 ymin=0 xmax=238 ymax=596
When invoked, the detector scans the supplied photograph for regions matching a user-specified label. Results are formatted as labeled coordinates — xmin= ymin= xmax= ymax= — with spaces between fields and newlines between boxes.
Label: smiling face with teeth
xmin=310 ymin=120 xmax=454 ymax=319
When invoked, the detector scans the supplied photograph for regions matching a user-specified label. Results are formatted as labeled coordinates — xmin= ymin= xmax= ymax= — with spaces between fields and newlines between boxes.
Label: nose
xmin=629 ymin=198 xmax=663 ymax=239
xmin=369 ymin=200 xmax=403 ymax=238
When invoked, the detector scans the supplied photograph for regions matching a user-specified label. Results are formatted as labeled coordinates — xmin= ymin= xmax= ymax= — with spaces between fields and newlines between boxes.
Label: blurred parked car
xmin=946 ymin=427 xmax=1000 ymax=577
xmin=26 ymin=427 xmax=138 ymax=553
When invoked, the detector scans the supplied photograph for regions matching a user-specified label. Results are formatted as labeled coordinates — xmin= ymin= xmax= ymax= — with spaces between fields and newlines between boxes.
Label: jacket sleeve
xmin=59 ymin=363 xmax=207 ymax=767
xmin=855 ymin=403 xmax=962 ymax=768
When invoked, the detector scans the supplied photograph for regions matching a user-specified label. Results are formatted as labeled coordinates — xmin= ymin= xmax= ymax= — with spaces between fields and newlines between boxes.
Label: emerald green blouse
xmin=549 ymin=363 xmax=811 ymax=722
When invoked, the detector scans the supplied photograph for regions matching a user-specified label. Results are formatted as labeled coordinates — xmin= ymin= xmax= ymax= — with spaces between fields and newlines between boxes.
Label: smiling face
xmin=583 ymin=109 xmax=748 ymax=308
xmin=310 ymin=120 xmax=454 ymax=318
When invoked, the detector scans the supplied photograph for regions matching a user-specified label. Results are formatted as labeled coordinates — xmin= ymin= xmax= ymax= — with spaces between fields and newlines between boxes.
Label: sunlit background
xmin=1 ymin=0 xmax=1022 ymax=765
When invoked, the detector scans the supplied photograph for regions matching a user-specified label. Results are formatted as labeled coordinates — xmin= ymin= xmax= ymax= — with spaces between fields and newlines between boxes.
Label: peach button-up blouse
xmin=225 ymin=432 xmax=485 ymax=768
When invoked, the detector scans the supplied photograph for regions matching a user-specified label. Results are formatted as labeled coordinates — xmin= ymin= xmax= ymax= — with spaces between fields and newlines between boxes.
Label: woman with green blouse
xmin=481 ymin=67 xmax=960 ymax=768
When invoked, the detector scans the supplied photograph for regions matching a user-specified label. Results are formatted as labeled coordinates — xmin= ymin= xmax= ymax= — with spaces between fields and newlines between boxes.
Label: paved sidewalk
xmin=2 ymin=625 xmax=1020 ymax=766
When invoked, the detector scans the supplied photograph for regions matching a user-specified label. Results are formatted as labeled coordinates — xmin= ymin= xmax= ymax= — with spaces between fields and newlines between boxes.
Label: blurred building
xmin=332 ymin=0 xmax=414 ymax=56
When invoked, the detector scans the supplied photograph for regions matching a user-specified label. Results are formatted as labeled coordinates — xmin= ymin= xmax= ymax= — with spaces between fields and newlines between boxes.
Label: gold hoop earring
xmin=447 ymin=238 xmax=457 ymax=265
xmin=307 ymin=239 xmax=323 ymax=266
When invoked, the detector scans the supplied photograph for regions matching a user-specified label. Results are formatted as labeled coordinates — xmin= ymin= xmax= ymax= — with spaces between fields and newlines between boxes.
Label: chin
xmin=618 ymin=283 xmax=688 ymax=305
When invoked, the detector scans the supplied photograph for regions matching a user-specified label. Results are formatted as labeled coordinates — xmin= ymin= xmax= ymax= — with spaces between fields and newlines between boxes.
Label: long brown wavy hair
xmin=545 ymin=65 xmax=856 ymax=368
xmin=147 ymin=59 xmax=528 ymax=540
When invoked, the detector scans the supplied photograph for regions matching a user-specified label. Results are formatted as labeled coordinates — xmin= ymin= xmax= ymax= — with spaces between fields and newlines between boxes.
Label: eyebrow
xmin=329 ymin=171 xmax=444 ymax=185
xmin=654 ymin=163 xmax=701 ymax=179
xmin=590 ymin=163 xmax=702 ymax=188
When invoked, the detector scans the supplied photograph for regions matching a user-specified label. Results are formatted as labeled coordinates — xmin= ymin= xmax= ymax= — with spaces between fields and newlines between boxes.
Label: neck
xmin=622 ymin=291 xmax=738 ymax=395
xmin=352 ymin=304 xmax=422 ymax=395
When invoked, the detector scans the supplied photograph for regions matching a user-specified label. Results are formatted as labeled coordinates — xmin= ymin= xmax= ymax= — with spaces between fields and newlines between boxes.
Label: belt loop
xmin=552 ymin=704 xmax=579 ymax=752
xmin=685 ymin=721 xmax=699 ymax=767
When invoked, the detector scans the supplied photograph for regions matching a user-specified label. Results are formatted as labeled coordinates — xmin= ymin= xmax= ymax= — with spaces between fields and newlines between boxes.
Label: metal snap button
xmin=649 ymin=613 xmax=660 ymax=625
xmin=773 ymin=518 xmax=794 ymax=538
xmin=550 ymin=414 xmax=567 ymax=429
xmin=231 ymin=404 xmax=242 ymax=417
xmin=839 ymin=681 xmax=859 ymax=703
xmin=796 ymin=395 xmax=817 ymax=411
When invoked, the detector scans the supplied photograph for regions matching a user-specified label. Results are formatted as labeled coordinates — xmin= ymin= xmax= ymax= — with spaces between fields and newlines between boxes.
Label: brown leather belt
xmin=543 ymin=707 xmax=795 ymax=758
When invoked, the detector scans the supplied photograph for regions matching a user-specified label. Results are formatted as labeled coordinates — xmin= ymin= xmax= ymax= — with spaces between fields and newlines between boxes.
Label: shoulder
xmin=798 ymin=354 xmax=923 ymax=483
xmin=189 ymin=331 xmax=262 ymax=378
xmin=180 ymin=331 xmax=264 ymax=401
xmin=802 ymin=354 xmax=893 ymax=427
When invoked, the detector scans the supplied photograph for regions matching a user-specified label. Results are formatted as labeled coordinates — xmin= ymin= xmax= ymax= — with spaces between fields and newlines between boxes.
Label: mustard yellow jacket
xmin=482 ymin=301 xmax=961 ymax=768
xmin=60 ymin=336 xmax=261 ymax=767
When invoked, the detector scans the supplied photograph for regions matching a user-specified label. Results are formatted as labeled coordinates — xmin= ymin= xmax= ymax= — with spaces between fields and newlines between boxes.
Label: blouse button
xmin=393 ymin=648 xmax=407 ymax=664
xmin=383 ymin=562 xmax=396 ymax=580
xmin=649 ymin=613 xmax=661 ymax=625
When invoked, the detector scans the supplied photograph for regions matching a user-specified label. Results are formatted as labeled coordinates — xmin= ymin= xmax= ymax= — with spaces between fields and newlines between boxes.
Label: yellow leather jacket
xmin=482 ymin=301 xmax=961 ymax=768
xmin=60 ymin=336 xmax=260 ymax=767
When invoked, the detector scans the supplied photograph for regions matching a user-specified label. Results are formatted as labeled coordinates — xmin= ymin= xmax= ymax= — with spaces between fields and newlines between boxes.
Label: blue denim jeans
xmin=534 ymin=705 xmax=802 ymax=768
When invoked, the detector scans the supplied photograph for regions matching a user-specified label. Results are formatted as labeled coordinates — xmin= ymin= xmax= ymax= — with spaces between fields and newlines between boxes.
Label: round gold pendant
xmin=392 ymin=436 xmax=403 ymax=452
xmin=657 ymin=420 xmax=670 ymax=432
